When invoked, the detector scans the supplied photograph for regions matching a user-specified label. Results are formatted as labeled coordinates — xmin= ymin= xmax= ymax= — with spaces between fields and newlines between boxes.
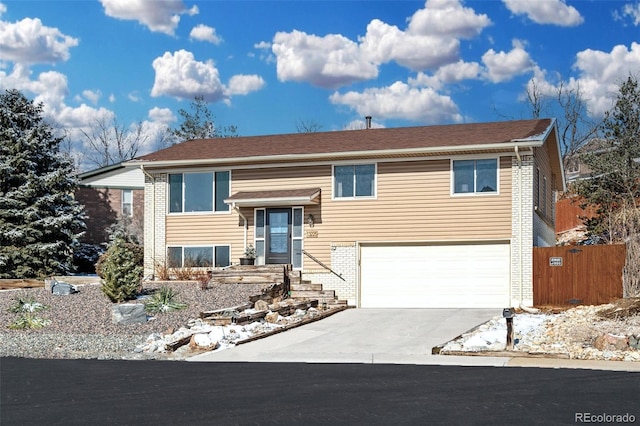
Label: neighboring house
xmin=555 ymin=140 xmax=604 ymax=242
xmin=128 ymin=118 xmax=564 ymax=309
xmin=76 ymin=163 xmax=145 ymax=245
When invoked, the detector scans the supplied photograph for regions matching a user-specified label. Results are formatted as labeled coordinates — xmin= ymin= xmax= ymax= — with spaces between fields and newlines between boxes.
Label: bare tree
xmin=524 ymin=78 xmax=601 ymax=170
xmin=555 ymin=81 xmax=601 ymax=168
xmin=525 ymin=79 xmax=549 ymax=119
xmin=295 ymin=118 xmax=323 ymax=133
xmin=81 ymin=116 xmax=147 ymax=168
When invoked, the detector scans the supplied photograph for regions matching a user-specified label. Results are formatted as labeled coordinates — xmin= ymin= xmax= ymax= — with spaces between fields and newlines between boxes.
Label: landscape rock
xmin=264 ymin=311 xmax=280 ymax=323
xmin=112 ymin=304 xmax=147 ymax=325
xmin=50 ymin=280 xmax=79 ymax=296
xmin=594 ymin=333 xmax=629 ymax=351
xmin=189 ymin=333 xmax=218 ymax=350
xmin=254 ymin=300 xmax=269 ymax=311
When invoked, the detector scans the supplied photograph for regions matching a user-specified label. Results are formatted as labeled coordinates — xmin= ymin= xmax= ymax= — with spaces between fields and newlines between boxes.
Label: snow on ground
xmin=137 ymin=308 xmax=320 ymax=355
xmin=443 ymin=313 xmax=550 ymax=352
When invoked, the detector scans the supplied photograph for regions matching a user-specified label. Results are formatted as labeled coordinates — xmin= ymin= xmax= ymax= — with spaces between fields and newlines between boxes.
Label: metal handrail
xmin=301 ymin=249 xmax=346 ymax=281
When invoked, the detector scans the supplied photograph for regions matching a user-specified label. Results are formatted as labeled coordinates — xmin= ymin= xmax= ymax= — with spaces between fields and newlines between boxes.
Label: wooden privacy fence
xmin=533 ymin=244 xmax=626 ymax=306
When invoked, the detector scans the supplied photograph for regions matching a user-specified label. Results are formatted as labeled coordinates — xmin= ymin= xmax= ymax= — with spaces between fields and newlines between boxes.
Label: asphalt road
xmin=2 ymin=357 xmax=639 ymax=425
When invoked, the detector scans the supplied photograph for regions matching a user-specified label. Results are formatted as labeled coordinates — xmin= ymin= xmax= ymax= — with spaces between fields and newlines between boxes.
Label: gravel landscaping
xmin=441 ymin=300 xmax=640 ymax=361
xmin=0 ymin=281 xmax=266 ymax=360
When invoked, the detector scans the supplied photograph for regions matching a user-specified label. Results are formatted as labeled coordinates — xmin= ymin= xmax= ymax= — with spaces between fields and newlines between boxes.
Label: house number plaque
xmin=549 ymin=257 xmax=563 ymax=267
xmin=305 ymin=230 xmax=318 ymax=238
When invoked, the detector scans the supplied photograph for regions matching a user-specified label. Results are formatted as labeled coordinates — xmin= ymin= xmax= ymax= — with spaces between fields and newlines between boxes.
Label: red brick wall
xmin=75 ymin=187 xmax=144 ymax=245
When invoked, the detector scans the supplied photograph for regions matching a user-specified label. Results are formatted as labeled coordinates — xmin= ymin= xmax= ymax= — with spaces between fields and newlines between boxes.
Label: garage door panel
xmin=360 ymin=243 xmax=510 ymax=308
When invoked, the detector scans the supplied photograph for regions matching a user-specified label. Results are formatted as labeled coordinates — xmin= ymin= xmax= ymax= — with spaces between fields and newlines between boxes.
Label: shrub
xmin=9 ymin=313 xmax=51 ymax=329
xmin=144 ymin=286 xmax=188 ymax=313
xmin=7 ymin=294 xmax=50 ymax=329
xmin=99 ymin=237 xmax=144 ymax=303
xmin=7 ymin=295 xmax=48 ymax=313
xmin=154 ymin=259 xmax=170 ymax=281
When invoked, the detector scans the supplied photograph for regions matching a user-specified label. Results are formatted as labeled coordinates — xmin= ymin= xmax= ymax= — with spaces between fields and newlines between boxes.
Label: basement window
xmin=167 ymin=245 xmax=230 ymax=268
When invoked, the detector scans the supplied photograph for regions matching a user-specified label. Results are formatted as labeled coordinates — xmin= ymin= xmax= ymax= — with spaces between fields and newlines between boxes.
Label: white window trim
xmin=167 ymin=170 xmax=232 ymax=215
xmin=450 ymin=156 xmax=500 ymax=197
xmin=122 ymin=189 xmax=133 ymax=217
xmin=331 ymin=162 xmax=378 ymax=200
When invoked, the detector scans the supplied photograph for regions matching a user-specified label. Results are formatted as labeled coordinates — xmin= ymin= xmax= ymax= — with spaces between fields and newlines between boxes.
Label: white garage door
xmin=360 ymin=243 xmax=510 ymax=308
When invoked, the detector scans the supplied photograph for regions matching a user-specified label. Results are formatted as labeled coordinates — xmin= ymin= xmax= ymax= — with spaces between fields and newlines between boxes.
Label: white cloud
xmin=190 ymin=24 xmax=222 ymax=44
xmin=343 ymin=118 xmax=385 ymax=130
xmin=226 ymin=75 xmax=266 ymax=96
xmin=614 ymin=3 xmax=640 ymax=26
xmin=0 ymin=63 xmax=113 ymax=151
xmin=502 ymin=0 xmax=584 ymax=26
xmin=571 ymin=42 xmax=640 ymax=116
xmin=148 ymin=106 xmax=175 ymax=124
xmin=407 ymin=0 xmax=491 ymax=38
xmin=409 ymin=60 xmax=481 ymax=90
xmin=109 ymin=93 xmax=116 ymax=103
xmin=82 ymin=89 xmax=102 ymax=105
xmin=128 ymin=92 xmax=141 ymax=102
xmin=481 ymin=40 xmax=536 ymax=83
xmin=151 ymin=49 xmax=225 ymax=101
xmin=271 ymin=0 xmax=491 ymax=87
xmin=0 ymin=42 xmax=168 ymax=167
xmin=0 ymin=17 xmax=78 ymax=64
xmin=330 ymin=80 xmax=462 ymax=124
xmin=0 ymin=3 xmax=6 ymax=16
xmin=272 ymin=30 xmax=378 ymax=89
xmin=151 ymin=49 xmax=265 ymax=102
xmin=359 ymin=19 xmax=460 ymax=71
xmin=100 ymin=0 xmax=198 ymax=35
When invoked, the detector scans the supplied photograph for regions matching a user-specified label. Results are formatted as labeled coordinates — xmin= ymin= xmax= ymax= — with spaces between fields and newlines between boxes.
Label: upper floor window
xmin=334 ymin=164 xmax=375 ymax=198
xmin=452 ymin=159 xmax=498 ymax=194
xmin=168 ymin=171 xmax=230 ymax=213
xmin=122 ymin=189 xmax=133 ymax=217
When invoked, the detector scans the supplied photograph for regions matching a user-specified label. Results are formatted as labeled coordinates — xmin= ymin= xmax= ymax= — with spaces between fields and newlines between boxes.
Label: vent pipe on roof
xmin=365 ymin=116 xmax=372 ymax=129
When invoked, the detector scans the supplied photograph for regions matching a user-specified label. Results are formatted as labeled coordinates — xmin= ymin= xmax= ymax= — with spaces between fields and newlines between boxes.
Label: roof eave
xmin=126 ymin=140 xmax=545 ymax=169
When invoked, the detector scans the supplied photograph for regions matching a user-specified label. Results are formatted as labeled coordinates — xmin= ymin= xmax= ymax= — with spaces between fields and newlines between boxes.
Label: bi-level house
xmin=128 ymin=118 xmax=564 ymax=309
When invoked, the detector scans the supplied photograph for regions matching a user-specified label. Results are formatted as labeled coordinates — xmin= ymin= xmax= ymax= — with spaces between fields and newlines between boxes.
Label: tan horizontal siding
xmin=164 ymin=158 xmax=512 ymax=266
xmin=166 ymin=214 xmax=243 ymax=254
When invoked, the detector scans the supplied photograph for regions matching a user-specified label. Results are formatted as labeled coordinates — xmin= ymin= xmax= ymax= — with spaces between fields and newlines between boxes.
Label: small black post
xmin=503 ymin=308 xmax=515 ymax=350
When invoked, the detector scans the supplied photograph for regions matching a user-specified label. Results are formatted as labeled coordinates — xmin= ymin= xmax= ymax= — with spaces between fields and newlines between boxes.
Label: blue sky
xmin=1 ymin=0 xmax=639 ymax=169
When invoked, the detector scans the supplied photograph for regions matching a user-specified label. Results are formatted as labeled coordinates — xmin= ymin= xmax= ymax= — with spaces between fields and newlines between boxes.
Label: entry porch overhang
xmin=224 ymin=188 xmax=321 ymax=208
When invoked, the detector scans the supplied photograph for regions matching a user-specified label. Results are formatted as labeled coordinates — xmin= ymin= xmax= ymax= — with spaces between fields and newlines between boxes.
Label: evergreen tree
xmin=0 ymin=89 xmax=86 ymax=278
xmin=575 ymin=75 xmax=640 ymax=296
xmin=171 ymin=95 xmax=237 ymax=142
xmin=576 ymin=76 xmax=640 ymax=221
xmin=99 ymin=236 xmax=144 ymax=303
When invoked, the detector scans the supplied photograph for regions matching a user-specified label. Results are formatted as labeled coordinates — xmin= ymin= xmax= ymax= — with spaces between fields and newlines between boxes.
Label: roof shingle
xmin=134 ymin=118 xmax=553 ymax=164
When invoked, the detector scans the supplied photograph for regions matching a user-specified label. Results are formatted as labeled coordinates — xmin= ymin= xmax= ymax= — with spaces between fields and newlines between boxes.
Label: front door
xmin=265 ymin=208 xmax=291 ymax=264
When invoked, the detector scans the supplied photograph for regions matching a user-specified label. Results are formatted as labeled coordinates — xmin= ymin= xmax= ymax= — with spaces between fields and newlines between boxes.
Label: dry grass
xmin=597 ymin=297 xmax=640 ymax=320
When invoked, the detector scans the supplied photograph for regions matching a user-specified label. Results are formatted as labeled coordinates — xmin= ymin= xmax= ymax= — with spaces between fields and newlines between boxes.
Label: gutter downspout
xmin=232 ymin=203 xmax=248 ymax=252
xmin=140 ymin=165 xmax=155 ymax=279
xmin=514 ymin=147 xmax=539 ymax=313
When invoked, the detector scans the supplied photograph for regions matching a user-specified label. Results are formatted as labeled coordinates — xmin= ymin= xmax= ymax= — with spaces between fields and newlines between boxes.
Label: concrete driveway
xmin=188 ymin=308 xmax=509 ymax=366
